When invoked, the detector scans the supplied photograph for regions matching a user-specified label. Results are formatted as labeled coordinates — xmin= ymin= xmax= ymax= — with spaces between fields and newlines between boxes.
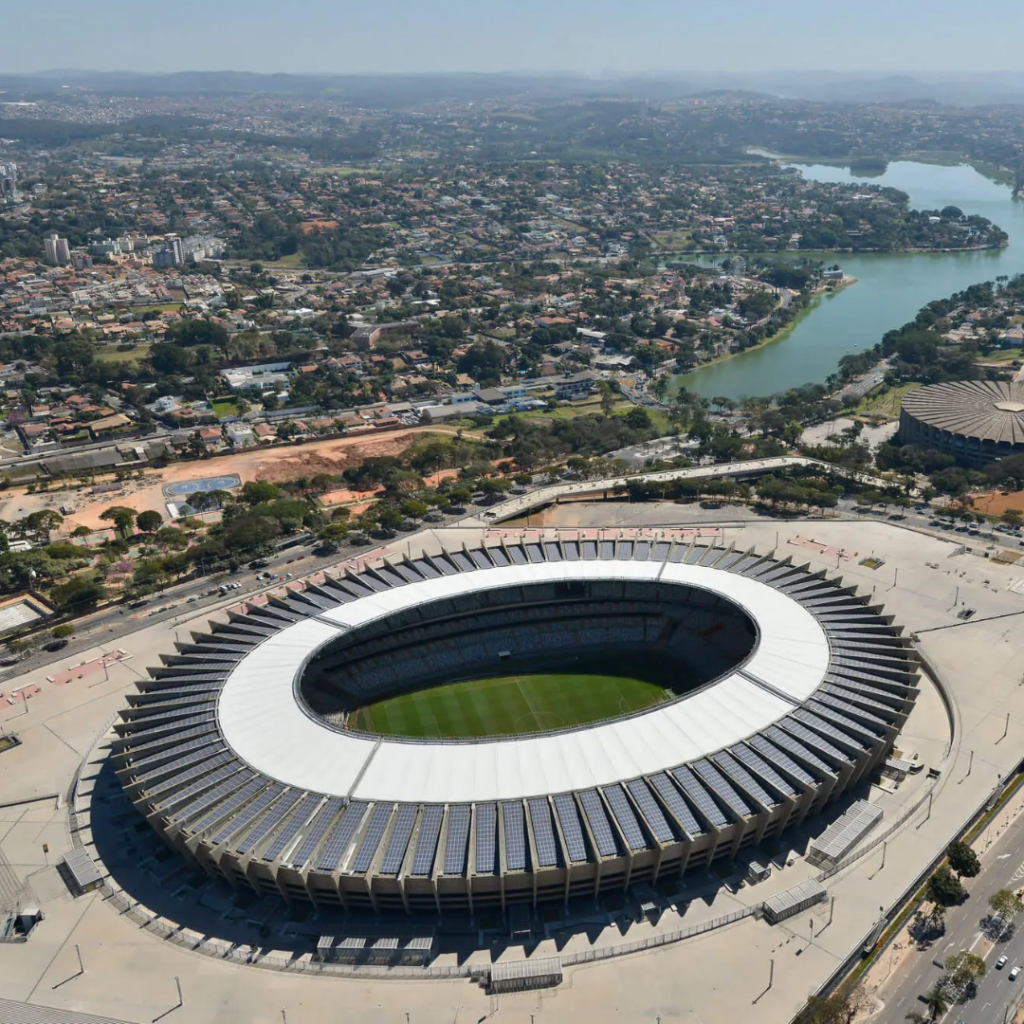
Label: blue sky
xmin=4 ymin=0 xmax=1023 ymax=74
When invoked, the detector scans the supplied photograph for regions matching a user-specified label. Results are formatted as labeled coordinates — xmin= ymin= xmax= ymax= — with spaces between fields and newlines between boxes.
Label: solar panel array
xmin=579 ymin=789 xmax=618 ymax=857
xmin=503 ymin=801 xmax=528 ymax=871
xmin=262 ymin=793 xmax=322 ymax=862
xmin=412 ymin=805 xmax=444 ymax=875
xmin=289 ymin=798 xmax=345 ymax=868
xmin=444 ymin=805 xmax=471 ymax=875
xmin=475 ymin=803 xmax=498 ymax=874
xmin=602 ymin=785 xmax=647 ymax=851
xmin=626 ymin=779 xmax=674 ymax=843
xmin=351 ymin=803 xmax=393 ymax=874
xmin=528 ymin=798 xmax=559 ymax=867
xmin=115 ymin=534 xmax=918 ymax=902
xmin=380 ymin=804 xmax=418 ymax=874
xmin=316 ymin=801 xmax=368 ymax=872
xmin=553 ymin=794 xmax=588 ymax=862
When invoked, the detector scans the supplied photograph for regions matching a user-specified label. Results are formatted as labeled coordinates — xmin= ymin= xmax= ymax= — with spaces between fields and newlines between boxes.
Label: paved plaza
xmin=0 ymin=511 xmax=1022 ymax=1022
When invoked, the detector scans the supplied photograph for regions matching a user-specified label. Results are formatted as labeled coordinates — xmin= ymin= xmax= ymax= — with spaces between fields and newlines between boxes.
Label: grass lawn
xmin=211 ymin=398 xmax=240 ymax=419
xmin=95 ymin=343 xmax=152 ymax=366
xmin=855 ymin=382 xmax=922 ymax=419
xmin=652 ymin=230 xmax=694 ymax=251
xmin=349 ymin=671 xmax=670 ymax=738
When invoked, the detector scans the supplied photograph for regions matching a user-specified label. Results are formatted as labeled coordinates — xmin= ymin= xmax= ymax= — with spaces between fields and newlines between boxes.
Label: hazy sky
xmin=4 ymin=0 xmax=1024 ymax=75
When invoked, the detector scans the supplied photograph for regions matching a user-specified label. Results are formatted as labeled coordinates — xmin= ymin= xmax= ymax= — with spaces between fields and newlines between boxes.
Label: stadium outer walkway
xmin=467 ymin=455 xmax=891 ymax=525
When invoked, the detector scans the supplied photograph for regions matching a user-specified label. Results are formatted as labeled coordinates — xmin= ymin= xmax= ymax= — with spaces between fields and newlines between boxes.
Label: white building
xmin=44 ymin=234 xmax=71 ymax=267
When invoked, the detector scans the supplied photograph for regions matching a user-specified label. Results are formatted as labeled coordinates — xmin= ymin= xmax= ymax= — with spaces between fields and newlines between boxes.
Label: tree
xmin=51 ymin=624 xmax=75 ymax=639
xmin=946 ymin=841 xmax=981 ymax=879
xmin=99 ymin=506 xmax=137 ymax=538
xmin=49 ymin=576 xmax=106 ymax=611
xmin=136 ymin=510 xmax=163 ymax=534
xmin=923 ymin=985 xmax=949 ymax=1022
xmin=945 ymin=950 xmax=986 ymax=987
xmin=928 ymin=865 xmax=967 ymax=907
xmin=989 ymin=888 xmax=1024 ymax=920
xmin=928 ymin=903 xmax=946 ymax=931
xmin=1002 ymin=508 xmax=1023 ymax=527
xmin=792 ymin=980 xmax=870 ymax=1024
xmin=241 ymin=481 xmax=281 ymax=504
xmin=597 ymin=381 xmax=615 ymax=417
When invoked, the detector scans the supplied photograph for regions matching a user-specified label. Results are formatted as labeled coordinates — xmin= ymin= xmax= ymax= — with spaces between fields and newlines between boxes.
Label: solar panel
xmin=263 ymin=793 xmax=322 ymax=863
xmin=553 ymin=793 xmax=588 ymax=862
xmin=602 ymin=785 xmax=646 ymax=851
xmin=380 ymin=804 xmax=418 ymax=875
xmin=411 ymin=805 xmax=444 ymax=875
xmin=140 ymin=750 xmax=230 ymax=794
xmin=790 ymin=709 xmax=864 ymax=749
xmin=212 ymin=783 xmax=284 ymax=846
xmin=670 ymin=766 xmax=728 ymax=827
xmin=634 ymin=540 xmax=651 ymax=560
xmin=649 ymin=773 xmax=703 ymax=837
xmin=487 ymin=547 xmax=510 ymax=566
xmin=579 ymin=789 xmax=618 ymax=857
xmin=761 ymin=727 xmax=832 ymax=776
xmin=617 ymin=541 xmax=634 ymax=560
xmin=469 ymin=548 xmax=493 ymax=568
xmin=288 ymin=798 xmax=345 ymax=868
xmin=528 ymin=798 xmax=559 ymax=867
xmin=599 ymin=540 xmax=615 ymax=559
xmin=729 ymin=743 xmax=798 ymax=796
xmin=581 ymin=540 xmax=597 ymax=560
xmin=194 ymin=777 xmax=265 ymax=838
xmin=810 ymin=696 xmax=887 ymax=734
xmin=525 ymin=543 xmax=544 ymax=563
xmin=562 ymin=540 xmax=580 ymax=560
xmin=651 ymin=541 xmax=671 ymax=561
xmin=692 ymin=759 xmax=752 ymax=818
xmin=130 ymin=735 xmax=224 ymax=773
xmin=444 ymin=805 xmax=471 ymax=875
xmin=316 ymin=801 xmax=369 ymax=872
xmin=775 ymin=720 xmax=845 ymax=763
xmin=502 ymin=802 xmax=527 ymax=871
xmin=450 ymin=551 xmax=475 ymax=571
xmin=475 ymin=803 xmax=497 ymax=874
xmin=626 ymin=780 xmax=674 ymax=843
xmin=351 ymin=803 xmax=393 ymax=874
xmin=713 ymin=752 xmax=776 ymax=809
xmin=507 ymin=545 xmax=527 ymax=564
xmin=232 ymin=788 xmax=299 ymax=856
xmin=158 ymin=762 xmax=242 ymax=813
xmin=543 ymin=542 xmax=562 ymax=561
xmin=410 ymin=557 xmax=441 ymax=578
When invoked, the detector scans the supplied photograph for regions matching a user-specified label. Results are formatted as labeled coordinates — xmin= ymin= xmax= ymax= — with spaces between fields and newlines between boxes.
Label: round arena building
xmin=898 ymin=380 xmax=1024 ymax=466
xmin=113 ymin=533 xmax=919 ymax=916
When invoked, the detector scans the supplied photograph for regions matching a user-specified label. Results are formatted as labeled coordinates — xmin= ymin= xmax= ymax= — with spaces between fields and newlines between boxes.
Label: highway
xmin=879 ymin=802 xmax=1024 ymax=1024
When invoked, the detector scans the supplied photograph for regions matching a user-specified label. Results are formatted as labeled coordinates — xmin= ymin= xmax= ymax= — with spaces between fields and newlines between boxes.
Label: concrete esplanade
xmin=113 ymin=531 xmax=919 ymax=917
xmin=897 ymin=380 xmax=1024 ymax=466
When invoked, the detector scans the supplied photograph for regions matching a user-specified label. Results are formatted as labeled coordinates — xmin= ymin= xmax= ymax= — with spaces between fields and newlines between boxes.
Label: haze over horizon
xmin=4 ymin=0 xmax=1024 ymax=77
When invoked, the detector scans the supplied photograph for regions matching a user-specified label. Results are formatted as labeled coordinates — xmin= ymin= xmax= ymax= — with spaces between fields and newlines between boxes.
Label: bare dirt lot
xmin=0 ymin=428 xmax=446 ymax=533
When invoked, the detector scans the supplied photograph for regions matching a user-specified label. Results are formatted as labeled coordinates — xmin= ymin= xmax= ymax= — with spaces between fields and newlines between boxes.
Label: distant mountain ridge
xmin=1 ymin=70 xmax=1024 ymax=107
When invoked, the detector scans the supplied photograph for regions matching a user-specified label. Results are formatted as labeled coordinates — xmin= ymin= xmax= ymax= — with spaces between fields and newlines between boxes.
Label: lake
xmin=676 ymin=160 xmax=1024 ymax=400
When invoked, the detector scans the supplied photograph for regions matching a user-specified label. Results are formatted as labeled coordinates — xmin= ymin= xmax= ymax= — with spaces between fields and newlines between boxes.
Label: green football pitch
xmin=348 ymin=672 xmax=672 ymax=739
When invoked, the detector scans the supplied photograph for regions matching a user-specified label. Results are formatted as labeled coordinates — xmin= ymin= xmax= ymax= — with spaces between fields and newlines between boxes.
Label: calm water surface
xmin=677 ymin=161 xmax=1024 ymax=400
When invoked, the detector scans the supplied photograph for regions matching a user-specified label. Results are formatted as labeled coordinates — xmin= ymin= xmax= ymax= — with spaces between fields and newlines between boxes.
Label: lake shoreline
xmin=674 ymin=159 xmax=1024 ymax=400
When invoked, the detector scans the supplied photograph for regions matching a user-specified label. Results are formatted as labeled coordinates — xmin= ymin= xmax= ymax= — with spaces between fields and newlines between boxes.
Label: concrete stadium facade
xmin=898 ymin=380 xmax=1024 ymax=467
xmin=113 ymin=534 xmax=919 ymax=916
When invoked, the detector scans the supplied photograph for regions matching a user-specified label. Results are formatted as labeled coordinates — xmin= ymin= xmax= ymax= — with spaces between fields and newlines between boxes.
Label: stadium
xmin=898 ymin=380 xmax=1024 ymax=466
xmin=112 ymin=533 xmax=919 ymax=917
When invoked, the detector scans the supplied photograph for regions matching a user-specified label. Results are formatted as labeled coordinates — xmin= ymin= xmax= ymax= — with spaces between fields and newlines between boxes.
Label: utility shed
xmin=762 ymin=879 xmax=827 ymax=924
xmin=806 ymin=800 xmax=883 ymax=868
xmin=489 ymin=956 xmax=563 ymax=993
xmin=60 ymin=847 xmax=103 ymax=896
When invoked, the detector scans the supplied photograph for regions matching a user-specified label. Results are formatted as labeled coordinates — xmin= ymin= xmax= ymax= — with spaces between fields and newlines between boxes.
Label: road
xmin=879 ymin=804 xmax=1024 ymax=1024
xmin=0 ymin=541 xmax=335 ymax=684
